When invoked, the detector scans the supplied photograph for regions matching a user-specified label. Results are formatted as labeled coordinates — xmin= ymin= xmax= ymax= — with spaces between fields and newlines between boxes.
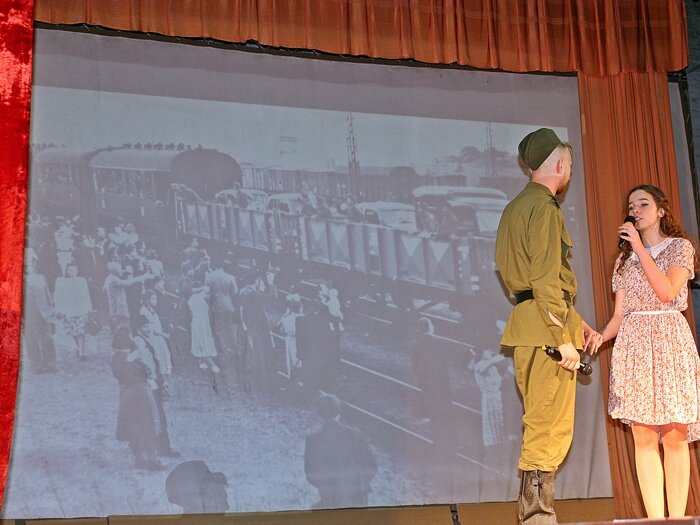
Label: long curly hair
xmin=616 ymin=184 xmax=698 ymax=274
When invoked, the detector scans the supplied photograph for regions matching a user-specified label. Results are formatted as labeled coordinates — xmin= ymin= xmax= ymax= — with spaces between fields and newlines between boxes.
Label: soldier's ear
xmin=555 ymin=157 xmax=565 ymax=175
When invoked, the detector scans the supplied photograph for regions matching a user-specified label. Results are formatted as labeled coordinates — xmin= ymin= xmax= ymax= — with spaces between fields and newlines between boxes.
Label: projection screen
xmin=1 ymin=28 xmax=612 ymax=519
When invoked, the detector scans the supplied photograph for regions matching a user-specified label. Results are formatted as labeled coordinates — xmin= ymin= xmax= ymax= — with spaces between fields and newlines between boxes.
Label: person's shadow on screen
xmin=165 ymin=460 xmax=229 ymax=515
xmin=304 ymin=393 xmax=377 ymax=509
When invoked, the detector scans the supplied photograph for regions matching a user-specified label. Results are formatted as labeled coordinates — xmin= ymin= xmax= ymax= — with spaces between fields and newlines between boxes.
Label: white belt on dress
xmin=626 ymin=310 xmax=680 ymax=315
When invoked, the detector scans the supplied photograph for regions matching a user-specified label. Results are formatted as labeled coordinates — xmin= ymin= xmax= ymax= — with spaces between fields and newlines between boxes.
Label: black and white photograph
xmin=1 ymin=27 xmax=611 ymax=519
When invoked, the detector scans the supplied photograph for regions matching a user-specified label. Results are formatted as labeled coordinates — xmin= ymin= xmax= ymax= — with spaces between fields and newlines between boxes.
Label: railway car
xmin=245 ymin=166 xmax=349 ymax=198
xmin=175 ymin=192 xmax=497 ymax=303
xmin=30 ymin=144 xmax=244 ymax=243
xmin=242 ymin=162 xmax=515 ymax=207
xmin=29 ymin=146 xmax=98 ymax=224
xmin=95 ymin=145 xmax=243 ymax=232
xmin=354 ymin=166 xmax=419 ymax=202
xmin=243 ymin=164 xmax=422 ymax=203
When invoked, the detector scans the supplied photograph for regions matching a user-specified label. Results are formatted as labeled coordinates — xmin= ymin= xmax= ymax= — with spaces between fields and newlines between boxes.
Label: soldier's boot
xmin=517 ymin=470 xmax=557 ymax=524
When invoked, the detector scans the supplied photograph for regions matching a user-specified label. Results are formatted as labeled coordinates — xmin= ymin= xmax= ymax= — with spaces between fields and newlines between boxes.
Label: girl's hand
xmin=582 ymin=323 xmax=602 ymax=354
xmin=618 ymin=221 xmax=643 ymax=252
xmin=585 ymin=332 xmax=603 ymax=355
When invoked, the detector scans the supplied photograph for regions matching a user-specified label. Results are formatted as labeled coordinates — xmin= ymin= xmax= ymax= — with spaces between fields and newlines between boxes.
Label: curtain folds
xmin=34 ymin=0 xmax=687 ymax=76
xmin=578 ymin=70 xmax=699 ymax=518
xmin=0 ymin=0 xmax=34 ymax=508
xmin=2 ymin=0 xmax=687 ymax=519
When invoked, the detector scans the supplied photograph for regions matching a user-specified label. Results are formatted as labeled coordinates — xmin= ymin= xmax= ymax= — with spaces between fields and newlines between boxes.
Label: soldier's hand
xmin=557 ymin=342 xmax=580 ymax=371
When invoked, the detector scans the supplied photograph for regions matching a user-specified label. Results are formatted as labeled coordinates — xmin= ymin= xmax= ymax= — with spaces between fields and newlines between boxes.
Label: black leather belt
xmin=514 ymin=290 xmax=573 ymax=304
xmin=514 ymin=290 xmax=534 ymax=304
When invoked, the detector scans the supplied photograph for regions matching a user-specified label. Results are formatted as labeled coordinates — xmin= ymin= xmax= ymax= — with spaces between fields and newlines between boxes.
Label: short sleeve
xmin=611 ymin=254 xmax=624 ymax=293
xmin=669 ymin=238 xmax=695 ymax=280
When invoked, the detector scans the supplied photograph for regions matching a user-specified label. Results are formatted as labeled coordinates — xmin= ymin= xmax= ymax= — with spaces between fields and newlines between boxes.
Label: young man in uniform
xmin=495 ymin=128 xmax=598 ymax=524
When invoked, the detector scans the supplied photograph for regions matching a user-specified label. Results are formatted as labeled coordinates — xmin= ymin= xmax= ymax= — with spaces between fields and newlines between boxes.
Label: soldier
xmin=495 ymin=128 xmax=598 ymax=524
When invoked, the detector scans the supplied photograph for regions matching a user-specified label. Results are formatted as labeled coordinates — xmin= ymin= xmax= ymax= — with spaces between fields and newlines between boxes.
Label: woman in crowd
xmin=187 ymin=281 xmax=219 ymax=373
xmin=110 ymin=327 xmax=163 ymax=471
xmin=472 ymin=347 xmax=507 ymax=448
xmin=139 ymin=290 xmax=174 ymax=391
xmin=594 ymin=184 xmax=700 ymax=518
xmin=54 ymin=263 xmax=93 ymax=361
xmin=277 ymin=299 xmax=302 ymax=376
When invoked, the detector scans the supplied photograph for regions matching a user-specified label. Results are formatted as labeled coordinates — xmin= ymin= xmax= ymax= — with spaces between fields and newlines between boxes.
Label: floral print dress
xmin=609 ymin=237 xmax=700 ymax=441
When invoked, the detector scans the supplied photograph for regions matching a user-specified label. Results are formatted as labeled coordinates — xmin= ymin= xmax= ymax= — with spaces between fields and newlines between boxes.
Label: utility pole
xmin=346 ymin=113 xmax=361 ymax=196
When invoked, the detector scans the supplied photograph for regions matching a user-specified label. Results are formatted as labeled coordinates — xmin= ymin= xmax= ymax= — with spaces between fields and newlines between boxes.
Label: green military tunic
xmin=496 ymin=182 xmax=583 ymax=349
xmin=495 ymin=181 xmax=583 ymax=472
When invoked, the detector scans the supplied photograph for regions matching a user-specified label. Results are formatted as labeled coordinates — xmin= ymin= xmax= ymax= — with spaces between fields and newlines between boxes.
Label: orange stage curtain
xmin=578 ymin=70 xmax=699 ymax=518
xmin=34 ymin=0 xmax=687 ymax=77
xmin=6 ymin=0 xmax=687 ymax=519
xmin=0 ymin=0 xmax=34 ymax=509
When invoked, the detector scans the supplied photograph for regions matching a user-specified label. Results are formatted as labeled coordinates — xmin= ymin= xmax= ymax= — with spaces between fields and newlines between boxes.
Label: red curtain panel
xmin=0 ymin=0 xmax=34 ymax=508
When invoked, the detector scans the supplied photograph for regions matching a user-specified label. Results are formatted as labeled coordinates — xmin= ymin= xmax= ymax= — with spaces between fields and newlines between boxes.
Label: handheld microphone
xmin=618 ymin=215 xmax=637 ymax=248
xmin=542 ymin=346 xmax=593 ymax=376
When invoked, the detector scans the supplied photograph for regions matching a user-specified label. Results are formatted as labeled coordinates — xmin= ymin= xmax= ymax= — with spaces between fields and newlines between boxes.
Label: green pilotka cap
xmin=518 ymin=128 xmax=563 ymax=170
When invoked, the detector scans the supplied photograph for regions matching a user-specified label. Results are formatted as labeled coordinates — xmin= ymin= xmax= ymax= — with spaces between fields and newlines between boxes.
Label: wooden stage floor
xmin=3 ymin=500 xmax=699 ymax=524
xmin=570 ymin=517 xmax=700 ymax=525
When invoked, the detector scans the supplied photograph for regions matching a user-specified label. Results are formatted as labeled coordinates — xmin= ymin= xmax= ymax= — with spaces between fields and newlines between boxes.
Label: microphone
xmin=542 ymin=346 xmax=593 ymax=376
xmin=618 ymin=215 xmax=637 ymax=248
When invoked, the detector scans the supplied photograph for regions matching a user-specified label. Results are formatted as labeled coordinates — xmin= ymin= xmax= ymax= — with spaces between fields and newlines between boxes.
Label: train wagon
xmin=89 ymin=145 xmax=243 ymax=237
xmin=29 ymin=146 xmax=98 ymax=224
xmin=243 ymin=164 xmax=422 ymax=203
xmin=176 ymin=192 xmax=498 ymax=303
xmin=30 ymin=144 xmax=244 ymax=241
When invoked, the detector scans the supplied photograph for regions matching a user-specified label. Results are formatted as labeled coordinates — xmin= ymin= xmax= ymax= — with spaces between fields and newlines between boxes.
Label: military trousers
xmin=514 ymin=345 xmax=577 ymax=472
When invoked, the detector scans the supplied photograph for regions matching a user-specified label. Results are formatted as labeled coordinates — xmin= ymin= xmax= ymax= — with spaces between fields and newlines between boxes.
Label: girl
xmin=595 ymin=184 xmax=700 ymax=518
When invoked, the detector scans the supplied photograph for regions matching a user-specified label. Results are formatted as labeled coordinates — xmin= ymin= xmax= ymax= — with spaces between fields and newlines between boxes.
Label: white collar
xmin=631 ymin=237 xmax=674 ymax=261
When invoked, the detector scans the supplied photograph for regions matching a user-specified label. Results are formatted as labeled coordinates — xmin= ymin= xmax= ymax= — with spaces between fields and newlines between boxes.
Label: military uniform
xmin=496 ymin=180 xmax=583 ymax=469
xmin=497 ymin=173 xmax=584 ymax=524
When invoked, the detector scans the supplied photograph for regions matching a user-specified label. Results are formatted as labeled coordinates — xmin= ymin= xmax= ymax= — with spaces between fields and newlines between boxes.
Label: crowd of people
xmin=22 ymin=210 xmax=378 ymax=509
xmin=23 ymin=212 xmax=348 ymax=392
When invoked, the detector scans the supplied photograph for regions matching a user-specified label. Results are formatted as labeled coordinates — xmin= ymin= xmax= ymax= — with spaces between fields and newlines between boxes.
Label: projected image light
xmin=1 ymin=28 xmax=610 ymax=519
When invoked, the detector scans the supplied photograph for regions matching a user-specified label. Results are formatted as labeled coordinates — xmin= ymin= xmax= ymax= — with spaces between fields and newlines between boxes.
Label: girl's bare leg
xmin=631 ymin=423 xmax=665 ymax=518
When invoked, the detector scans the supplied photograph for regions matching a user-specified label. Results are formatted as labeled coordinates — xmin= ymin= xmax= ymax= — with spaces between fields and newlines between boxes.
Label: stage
xmin=6 ymin=499 xmax=697 ymax=525
xmin=575 ymin=517 xmax=700 ymax=525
